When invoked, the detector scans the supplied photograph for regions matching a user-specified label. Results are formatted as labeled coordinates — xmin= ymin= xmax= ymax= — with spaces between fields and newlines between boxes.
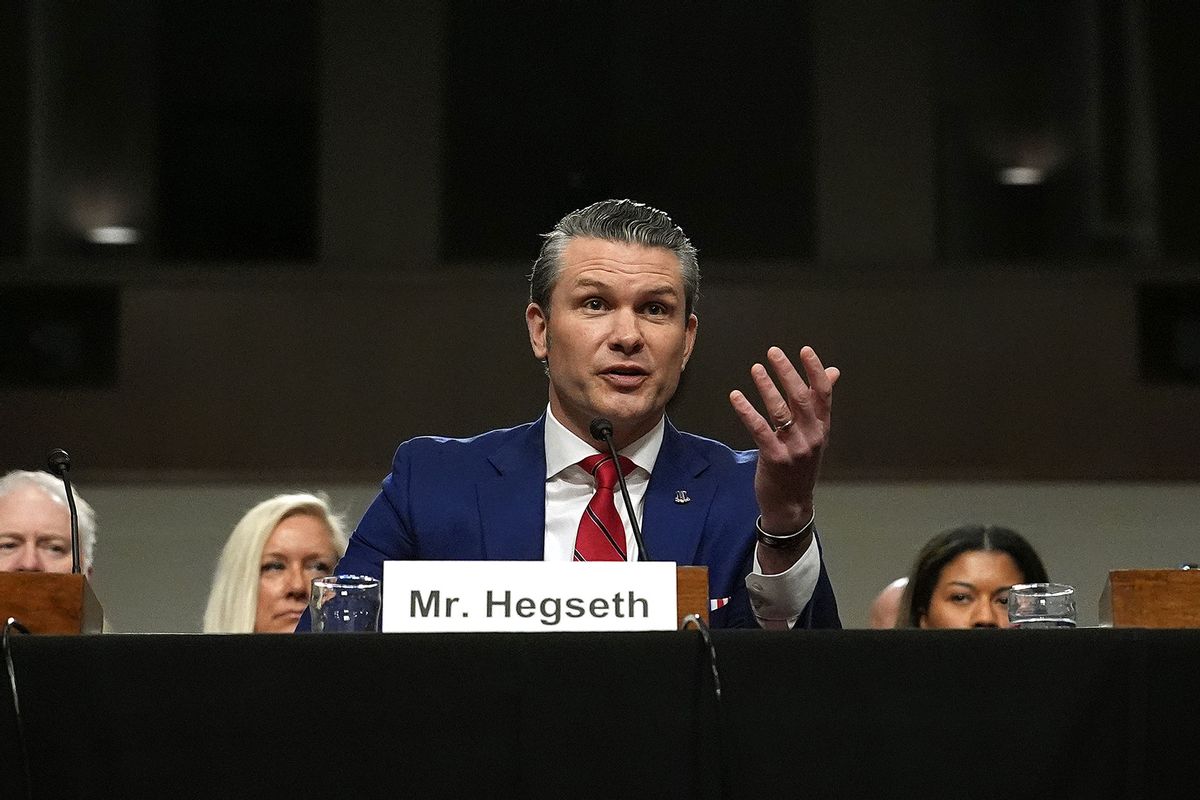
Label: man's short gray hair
xmin=529 ymin=199 xmax=700 ymax=318
xmin=0 ymin=469 xmax=97 ymax=572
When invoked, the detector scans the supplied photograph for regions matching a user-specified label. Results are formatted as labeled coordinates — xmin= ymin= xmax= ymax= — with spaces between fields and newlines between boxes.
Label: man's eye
xmin=996 ymin=594 xmax=1010 ymax=606
xmin=645 ymin=303 xmax=666 ymax=316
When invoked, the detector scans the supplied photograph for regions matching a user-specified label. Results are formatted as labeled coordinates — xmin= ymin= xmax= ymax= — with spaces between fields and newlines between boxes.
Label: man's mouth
xmin=600 ymin=365 xmax=649 ymax=388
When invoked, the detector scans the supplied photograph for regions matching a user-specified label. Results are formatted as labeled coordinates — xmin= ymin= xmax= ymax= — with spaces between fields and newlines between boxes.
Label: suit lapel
xmin=642 ymin=420 xmax=715 ymax=564
xmin=477 ymin=417 xmax=547 ymax=560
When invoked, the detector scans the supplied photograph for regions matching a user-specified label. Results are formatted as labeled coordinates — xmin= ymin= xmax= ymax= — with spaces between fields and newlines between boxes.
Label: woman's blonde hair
xmin=202 ymin=492 xmax=349 ymax=633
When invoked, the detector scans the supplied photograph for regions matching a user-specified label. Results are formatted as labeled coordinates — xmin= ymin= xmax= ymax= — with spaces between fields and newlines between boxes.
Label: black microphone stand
xmin=47 ymin=449 xmax=81 ymax=575
xmin=589 ymin=418 xmax=650 ymax=561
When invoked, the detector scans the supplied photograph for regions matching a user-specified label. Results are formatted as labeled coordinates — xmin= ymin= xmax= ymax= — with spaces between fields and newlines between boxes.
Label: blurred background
xmin=1 ymin=0 xmax=1196 ymax=630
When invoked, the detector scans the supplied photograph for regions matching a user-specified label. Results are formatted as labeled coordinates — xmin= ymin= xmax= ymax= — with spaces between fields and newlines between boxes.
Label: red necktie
xmin=573 ymin=453 xmax=636 ymax=562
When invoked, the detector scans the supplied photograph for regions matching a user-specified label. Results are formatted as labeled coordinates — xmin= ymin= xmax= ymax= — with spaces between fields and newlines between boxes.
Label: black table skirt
xmin=2 ymin=629 xmax=1197 ymax=799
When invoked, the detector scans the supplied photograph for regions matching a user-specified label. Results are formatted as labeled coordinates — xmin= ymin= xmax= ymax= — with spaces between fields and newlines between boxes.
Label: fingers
xmin=798 ymin=346 xmax=833 ymax=395
xmin=758 ymin=346 xmax=835 ymax=423
xmin=729 ymin=389 xmax=776 ymax=447
xmin=750 ymin=361 xmax=793 ymax=429
xmin=730 ymin=345 xmax=838 ymax=450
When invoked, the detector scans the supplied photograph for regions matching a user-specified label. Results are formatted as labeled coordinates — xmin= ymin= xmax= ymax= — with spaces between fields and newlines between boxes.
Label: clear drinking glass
xmin=310 ymin=575 xmax=381 ymax=632
xmin=1008 ymin=582 xmax=1076 ymax=628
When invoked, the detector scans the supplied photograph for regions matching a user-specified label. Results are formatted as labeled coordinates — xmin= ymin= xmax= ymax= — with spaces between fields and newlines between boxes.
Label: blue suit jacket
xmin=308 ymin=416 xmax=840 ymax=630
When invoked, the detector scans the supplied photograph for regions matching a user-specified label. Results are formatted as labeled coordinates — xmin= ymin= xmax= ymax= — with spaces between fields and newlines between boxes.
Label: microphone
xmin=46 ymin=449 xmax=82 ymax=574
xmin=589 ymin=418 xmax=650 ymax=561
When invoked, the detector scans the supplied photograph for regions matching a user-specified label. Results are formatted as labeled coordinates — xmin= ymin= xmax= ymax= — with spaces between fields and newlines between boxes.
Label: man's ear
xmin=681 ymin=313 xmax=698 ymax=370
xmin=526 ymin=302 xmax=549 ymax=360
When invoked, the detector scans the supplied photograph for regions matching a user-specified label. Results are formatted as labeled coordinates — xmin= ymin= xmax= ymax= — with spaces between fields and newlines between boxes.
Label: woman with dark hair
xmin=898 ymin=525 xmax=1048 ymax=629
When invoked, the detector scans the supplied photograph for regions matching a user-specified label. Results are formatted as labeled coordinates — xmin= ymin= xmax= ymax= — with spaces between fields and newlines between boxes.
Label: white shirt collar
xmin=543 ymin=405 xmax=665 ymax=479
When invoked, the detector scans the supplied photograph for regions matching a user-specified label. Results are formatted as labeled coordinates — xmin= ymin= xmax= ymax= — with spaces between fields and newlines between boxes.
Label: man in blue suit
xmin=310 ymin=199 xmax=841 ymax=629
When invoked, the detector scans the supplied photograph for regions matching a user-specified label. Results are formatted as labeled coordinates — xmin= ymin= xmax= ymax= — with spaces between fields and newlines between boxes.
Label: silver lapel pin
xmin=674 ymin=490 xmax=691 ymax=504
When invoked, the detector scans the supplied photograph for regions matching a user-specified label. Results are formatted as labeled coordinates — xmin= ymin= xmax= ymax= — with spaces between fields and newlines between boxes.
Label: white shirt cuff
xmin=746 ymin=534 xmax=821 ymax=630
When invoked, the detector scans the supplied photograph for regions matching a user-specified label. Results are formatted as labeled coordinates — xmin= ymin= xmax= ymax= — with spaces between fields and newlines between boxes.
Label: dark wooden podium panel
xmin=1100 ymin=569 xmax=1200 ymax=628
xmin=0 ymin=572 xmax=103 ymax=634
xmin=675 ymin=565 xmax=708 ymax=626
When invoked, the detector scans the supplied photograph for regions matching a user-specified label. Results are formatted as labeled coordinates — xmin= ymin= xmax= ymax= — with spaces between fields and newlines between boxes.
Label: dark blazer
xmin=304 ymin=415 xmax=840 ymax=629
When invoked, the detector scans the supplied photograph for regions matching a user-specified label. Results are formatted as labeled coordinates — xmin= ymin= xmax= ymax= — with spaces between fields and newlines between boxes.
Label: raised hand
xmin=729 ymin=346 xmax=839 ymax=537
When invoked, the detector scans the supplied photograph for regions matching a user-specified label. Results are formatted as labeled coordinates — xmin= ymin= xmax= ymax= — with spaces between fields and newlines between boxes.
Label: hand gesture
xmin=729 ymin=346 xmax=839 ymax=536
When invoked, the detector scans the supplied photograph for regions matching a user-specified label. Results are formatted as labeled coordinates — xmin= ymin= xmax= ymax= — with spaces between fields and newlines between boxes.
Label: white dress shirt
xmin=540 ymin=407 xmax=820 ymax=628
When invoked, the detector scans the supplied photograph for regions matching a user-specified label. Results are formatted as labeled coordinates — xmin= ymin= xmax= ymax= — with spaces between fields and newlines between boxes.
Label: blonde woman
xmin=203 ymin=493 xmax=349 ymax=633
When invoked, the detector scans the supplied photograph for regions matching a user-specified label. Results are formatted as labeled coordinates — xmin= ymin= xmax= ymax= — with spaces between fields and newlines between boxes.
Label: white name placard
xmin=381 ymin=561 xmax=678 ymax=633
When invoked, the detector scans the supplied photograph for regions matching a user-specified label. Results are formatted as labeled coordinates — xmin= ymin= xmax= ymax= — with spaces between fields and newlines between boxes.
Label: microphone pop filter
xmin=589 ymin=418 xmax=614 ymax=442
xmin=47 ymin=448 xmax=71 ymax=476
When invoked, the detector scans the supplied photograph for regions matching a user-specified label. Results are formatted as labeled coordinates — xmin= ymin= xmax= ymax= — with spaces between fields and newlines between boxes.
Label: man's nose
xmin=607 ymin=310 xmax=644 ymax=353
xmin=14 ymin=544 xmax=43 ymax=572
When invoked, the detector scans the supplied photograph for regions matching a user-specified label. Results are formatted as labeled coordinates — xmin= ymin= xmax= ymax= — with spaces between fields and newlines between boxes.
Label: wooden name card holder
xmin=675 ymin=565 xmax=708 ymax=627
xmin=0 ymin=573 xmax=103 ymax=634
xmin=1100 ymin=569 xmax=1200 ymax=628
